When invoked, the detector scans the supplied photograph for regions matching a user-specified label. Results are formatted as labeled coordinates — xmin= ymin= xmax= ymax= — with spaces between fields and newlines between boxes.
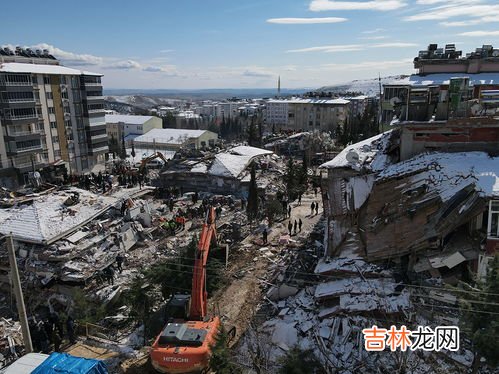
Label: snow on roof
xmin=0 ymin=188 xmax=117 ymax=244
xmin=0 ymin=62 xmax=101 ymax=76
xmin=267 ymin=98 xmax=350 ymax=105
xmin=209 ymin=146 xmax=273 ymax=178
xmin=320 ymin=130 xmax=394 ymax=172
xmin=105 ymin=114 xmax=154 ymax=125
xmin=378 ymin=152 xmax=499 ymax=200
xmin=133 ymin=128 xmax=212 ymax=145
xmin=385 ymin=72 xmax=499 ymax=87
xmin=229 ymin=145 xmax=273 ymax=158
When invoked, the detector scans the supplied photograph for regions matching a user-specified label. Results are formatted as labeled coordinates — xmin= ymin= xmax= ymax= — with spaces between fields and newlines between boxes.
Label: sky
xmin=2 ymin=0 xmax=499 ymax=89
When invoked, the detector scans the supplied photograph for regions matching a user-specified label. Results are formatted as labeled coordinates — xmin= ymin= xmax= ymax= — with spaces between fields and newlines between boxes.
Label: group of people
xmin=29 ymin=312 xmax=76 ymax=353
xmin=64 ymin=171 xmax=113 ymax=193
xmin=287 ymin=218 xmax=303 ymax=236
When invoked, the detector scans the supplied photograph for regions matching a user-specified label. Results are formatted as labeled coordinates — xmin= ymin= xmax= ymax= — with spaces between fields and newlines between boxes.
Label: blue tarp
xmin=31 ymin=352 xmax=108 ymax=374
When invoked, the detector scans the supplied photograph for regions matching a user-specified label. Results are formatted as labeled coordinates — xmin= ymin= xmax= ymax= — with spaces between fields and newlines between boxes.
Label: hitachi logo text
xmin=163 ymin=357 xmax=189 ymax=363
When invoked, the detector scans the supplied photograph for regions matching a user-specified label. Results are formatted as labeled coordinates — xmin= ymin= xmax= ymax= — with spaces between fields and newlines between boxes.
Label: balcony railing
xmin=17 ymin=144 xmax=42 ymax=153
xmin=86 ymin=96 xmax=103 ymax=100
xmin=3 ymin=98 xmax=36 ymax=103
xmin=3 ymin=81 xmax=33 ymax=86
xmin=6 ymin=129 xmax=44 ymax=137
xmin=4 ymin=114 xmax=38 ymax=121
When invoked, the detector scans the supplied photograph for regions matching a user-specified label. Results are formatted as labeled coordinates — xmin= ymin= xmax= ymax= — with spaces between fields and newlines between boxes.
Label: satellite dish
xmin=390 ymin=97 xmax=402 ymax=106
xmin=361 ymin=144 xmax=371 ymax=152
xmin=346 ymin=150 xmax=360 ymax=164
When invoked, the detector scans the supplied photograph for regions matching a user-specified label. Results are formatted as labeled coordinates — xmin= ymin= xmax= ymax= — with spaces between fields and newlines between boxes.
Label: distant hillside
xmin=318 ymin=75 xmax=410 ymax=96
xmin=103 ymin=88 xmax=308 ymax=103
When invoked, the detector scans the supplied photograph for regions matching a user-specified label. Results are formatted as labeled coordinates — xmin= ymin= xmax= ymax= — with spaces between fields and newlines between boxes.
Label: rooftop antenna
xmin=277 ymin=75 xmax=281 ymax=97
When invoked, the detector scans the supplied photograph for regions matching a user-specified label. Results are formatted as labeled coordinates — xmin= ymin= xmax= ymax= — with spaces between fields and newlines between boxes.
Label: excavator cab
xmin=165 ymin=294 xmax=190 ymax=322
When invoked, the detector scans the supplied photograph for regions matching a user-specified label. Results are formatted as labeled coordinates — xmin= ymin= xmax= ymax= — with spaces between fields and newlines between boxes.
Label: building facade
xmin=105 ymin=114 xmax=162 ymax=145
xmin=133 ymin=128 xmax=218 ymax=151
xmin=0 ymin=48 xmax=107 ymax=187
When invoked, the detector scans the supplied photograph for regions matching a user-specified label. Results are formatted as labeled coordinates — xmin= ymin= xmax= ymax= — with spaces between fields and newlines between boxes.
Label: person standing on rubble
xmin=298 ymin=193 xmax=302 ymax=205
xmin=315 ymin=201 xmax=319 ymax=215
xmin=169 ymin=198 xmax=174 ymax=213
xmin=299 ymin=218 xmax=303 ymax=232
xmin=52 ymin=329 xmax=62 ymax=352
xmin=310 ymin=201 xmax=315 ymax=216
xmin=293 ymin=220 xmax=297 ymax=235
xmin=287 ymin=205 xmax=291 ymax=218
xmin=262 ymin=228 xmax=268 ymax=244
xmin=116 ymin=253 xmax=124 ymax=273
xmin=288 ymin=221 xmax=292 ymax=236
xmin=66 ymin=315 xmax=76 ymax=345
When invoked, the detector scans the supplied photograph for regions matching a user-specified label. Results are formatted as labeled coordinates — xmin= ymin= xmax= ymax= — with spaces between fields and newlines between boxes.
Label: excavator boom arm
xmin=189 ymin=207 xmax=216 ymax=320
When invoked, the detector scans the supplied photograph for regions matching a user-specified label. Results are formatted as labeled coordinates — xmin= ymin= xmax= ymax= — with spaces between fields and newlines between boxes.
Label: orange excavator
xmin=150 ymin=207 xmax=221 ymax=373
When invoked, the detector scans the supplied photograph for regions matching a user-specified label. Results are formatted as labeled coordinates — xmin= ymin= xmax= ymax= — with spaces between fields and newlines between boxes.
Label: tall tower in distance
xmin=277 ymin=75 xmax=281 ymax=97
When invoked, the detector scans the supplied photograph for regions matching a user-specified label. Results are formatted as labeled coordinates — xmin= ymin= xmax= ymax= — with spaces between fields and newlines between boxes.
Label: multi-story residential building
xmin=382 ymin=43 xmax=499 ymax=123
xmin=0 ymin=47 xmax=107 ymax=187
xmin=287 ymin=98 xmax=350 ymax=132
xmin=264 ymin=100 xmax=289 ymax=128
xmin=265 ymin=98 xmax=350 ymax=132
xmin=105 ymin=114 xmax=162 ymax=145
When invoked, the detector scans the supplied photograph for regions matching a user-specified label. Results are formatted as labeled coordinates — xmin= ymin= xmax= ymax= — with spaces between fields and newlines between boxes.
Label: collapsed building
xmin=321 ymin=51 xmax=499 ymax=281
xmin=157 ymin=145 xmax=282 ymax=197
xmin=0 ymin=186 xmax=155 ymax=291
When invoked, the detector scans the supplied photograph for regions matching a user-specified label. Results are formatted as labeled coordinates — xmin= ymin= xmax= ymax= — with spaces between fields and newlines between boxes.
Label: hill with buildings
xmin=318 ymin=75 xmax=410 ymax=96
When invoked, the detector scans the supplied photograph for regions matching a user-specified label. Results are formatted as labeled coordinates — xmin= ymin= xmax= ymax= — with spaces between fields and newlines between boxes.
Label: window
xmin=43 ymin=76 xmax=51 ymax=85
xmin=50 ymin=121 xmax=57 ymax=129
xmin=309 ymin=120 xmax=313 ymax=126
xmin=65 ymin=120 xmax=72 ymax=128
xmin=52 ymin=136 xmax=59 ymax=143
xmin=488 ymin=200 xmax=499 ymax=238
xmin=48 ymin=107 xmax=55 ymax=114
xmin=54 ymin=150 xmax=61 ymax=158
xmin=16 ymin=139 xmax=40 ymax=150
xmin=46 ymin=92 xmax=53 ymax=100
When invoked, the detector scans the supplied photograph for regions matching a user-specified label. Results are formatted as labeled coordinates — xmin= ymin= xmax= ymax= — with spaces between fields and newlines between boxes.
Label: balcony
xmin=5 ymin=129 xmax=44 ymax=138
xmin=3 ymin=98 xmax=36 ymax=104
xmin=90 ymin=133 xmax=108 ymax=141
xmin=88 ymin=145 xmax=109 ymax=154
xmin=16 ymin=144 xmax=43 ymax=153
xmin=3 ymin=81 xmax=33 ymax=87
xmin=4 ymin=114 xmax=38 ymax=122
xmin=84 ymin=82 xmax=102 ymax=87
xmin=86 ymin=95 xmax=103 ymax=101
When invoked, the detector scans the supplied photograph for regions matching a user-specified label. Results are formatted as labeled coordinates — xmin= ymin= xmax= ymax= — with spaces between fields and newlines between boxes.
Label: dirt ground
xmin=209 ymin=189 xmax=323 ymax=345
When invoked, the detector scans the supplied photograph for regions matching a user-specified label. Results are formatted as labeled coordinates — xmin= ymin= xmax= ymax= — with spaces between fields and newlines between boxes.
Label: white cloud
xmin=459 ymin=30 xmax=499 ymax=37
xmin=105 ymin=60 xmax=141 ymax=70
xmin=266 ymin=17 xmax=347 ymax=24
xmin=3 ymin=43 xmax=103 ymax=66
xmin=360 ymin=35 xmax=387 ymax=40
xmin=404 ymin=3 xmax=499 ymax=21
xmin=440 ymin=16 xmax=497 ymax=27
xmin=142 ymin=65 xmax=178 ymax=75
xmin=362 ymin=28 xmax=384 ymax=34
xmin=159 ymin=49 xmax=174 ymax=53
xmin=371 ymin=42 xmax=418 ymax=48
xmin=287 ymin=42 xmax=417 ymax=53
xmin=309 ymin=0 xmax=407 ymax=11
xmin=242 ymin=69 xmax=274 ymax=78
xmin=288 ymin=44 xmax=364 ymax=53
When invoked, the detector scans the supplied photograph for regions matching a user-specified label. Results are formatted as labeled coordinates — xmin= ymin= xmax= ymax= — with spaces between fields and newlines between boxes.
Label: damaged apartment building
xmin=321 ymin=43 xmax=499 ymax=281
xmin=157 ymin=145 xmax=282 ymax=197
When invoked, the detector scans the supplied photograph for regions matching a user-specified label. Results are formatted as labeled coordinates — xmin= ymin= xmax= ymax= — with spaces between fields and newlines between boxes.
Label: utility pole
xmin=5 ymin=235 xmax=33 ymax=353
